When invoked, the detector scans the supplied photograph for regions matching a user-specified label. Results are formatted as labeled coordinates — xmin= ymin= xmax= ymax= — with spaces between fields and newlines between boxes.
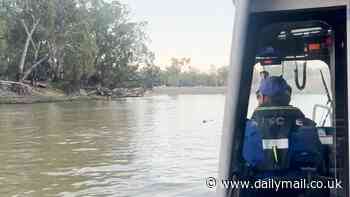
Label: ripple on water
xmin=0 ymin=96 xmax=227 ymax=197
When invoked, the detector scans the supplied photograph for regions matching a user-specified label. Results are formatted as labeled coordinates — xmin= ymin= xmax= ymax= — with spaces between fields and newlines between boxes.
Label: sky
xmin=120 ymin=0 xmax=235 ymax=72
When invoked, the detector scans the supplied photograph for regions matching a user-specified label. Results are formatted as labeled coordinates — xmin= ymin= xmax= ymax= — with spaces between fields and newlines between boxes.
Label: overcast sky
xmin=120 ymin=0 xmax=235 ymax=71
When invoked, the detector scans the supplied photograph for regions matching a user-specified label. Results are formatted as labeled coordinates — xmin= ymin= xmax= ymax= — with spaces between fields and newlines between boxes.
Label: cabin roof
xmin=235 ymin=0 xmax=348 ymax=13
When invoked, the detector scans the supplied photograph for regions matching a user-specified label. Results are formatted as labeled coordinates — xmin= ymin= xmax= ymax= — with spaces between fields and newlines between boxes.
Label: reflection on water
xmin=0 ymin=95 xmax=224 ymax=197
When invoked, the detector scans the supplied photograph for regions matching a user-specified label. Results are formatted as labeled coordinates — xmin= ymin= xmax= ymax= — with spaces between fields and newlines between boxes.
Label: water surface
xmin=0 ymin=94 xmax=327 ymax=197
xmin=0 ymin=95 xmax=224 ymax=197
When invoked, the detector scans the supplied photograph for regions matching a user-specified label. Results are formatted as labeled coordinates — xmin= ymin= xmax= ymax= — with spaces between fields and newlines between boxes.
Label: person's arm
xmin=242 ymin=120 xmax=264 ymax=168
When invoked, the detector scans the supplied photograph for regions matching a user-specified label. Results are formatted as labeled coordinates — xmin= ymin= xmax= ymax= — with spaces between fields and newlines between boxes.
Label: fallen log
xmin=0 ymin=80 xmax=33 ymax=96
xmin=23 ymin=80 xmax=48 ymax=88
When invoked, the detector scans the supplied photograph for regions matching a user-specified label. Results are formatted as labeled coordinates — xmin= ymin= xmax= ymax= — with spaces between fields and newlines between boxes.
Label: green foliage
xmin=217 ymin=66 xmax=229 ymax=86
xmin=0 ymin=1 xmax=226 ymax=91
xmin=140 ymin=64 xmax=161 ymax=89
xmin=0 ymin=0 xmax=153 ymax=92
xmin=158 ymin=58 xmax=228 ymax=87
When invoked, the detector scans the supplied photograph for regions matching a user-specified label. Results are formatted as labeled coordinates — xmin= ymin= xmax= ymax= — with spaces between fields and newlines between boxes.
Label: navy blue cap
xmin=259 ymin=76 xmax=290 ymax=97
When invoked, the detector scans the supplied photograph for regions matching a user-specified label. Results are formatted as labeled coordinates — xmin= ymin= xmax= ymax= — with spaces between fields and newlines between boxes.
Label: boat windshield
xmin=247 ymin=60 xmax=333 ymax=128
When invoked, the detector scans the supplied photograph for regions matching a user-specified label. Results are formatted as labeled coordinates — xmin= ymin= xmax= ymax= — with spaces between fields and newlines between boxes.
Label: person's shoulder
xmin=288 ymin=105 xmax=317 ymax=126
xmin=246 ymin=119 xmax=258 ymax=127
xmin=290 ymin=106 xmax=316 ymax=126
xmin=300 ymin=117 xmax=317 ymax=127
xmin=245 ymin=119 xmax=260 ymax=136
xmin=287 ymin=105 xmax=305 ymax=116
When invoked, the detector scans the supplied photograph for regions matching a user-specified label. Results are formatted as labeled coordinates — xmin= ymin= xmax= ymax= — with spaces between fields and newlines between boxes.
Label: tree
xmin=209 ymin=64 xmax=218 ymax=86
xmin=140 ymin=65 xmax=161 ymax=89
xmin=0 ymin=0 xmax=153 ymax=93
xmin=217 ymin=66 xmax=228 ymax=86
xmin=164 ymin=57 xmax=191 ymax=86
xmin=85 ymin=0 xmax=153 ymax=88
xmin=159 ymin=63 xmax=229 ymax=87
xmin=0 ymin=0 xmax=45 ymax=81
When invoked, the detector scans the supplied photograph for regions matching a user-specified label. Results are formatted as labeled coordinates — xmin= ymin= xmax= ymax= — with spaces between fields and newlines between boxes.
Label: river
xmin=0 ymin=95 xmax=224 ymax=197
xmin=0 ymin=94 xmax=327 ymax=197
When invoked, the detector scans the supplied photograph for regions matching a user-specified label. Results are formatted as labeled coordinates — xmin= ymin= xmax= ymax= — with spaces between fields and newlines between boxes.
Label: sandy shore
xmin=148 ymin=86 xmax=226 ymax=95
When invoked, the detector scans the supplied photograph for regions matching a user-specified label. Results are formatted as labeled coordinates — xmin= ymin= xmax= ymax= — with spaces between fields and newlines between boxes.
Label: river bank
xmin=0 ymin=85 xmax=124 ymax=104
xmin=0 ymin=95 xmax=105 ymax=104
xmin=0 ymin=86 xmax=227 ymax=104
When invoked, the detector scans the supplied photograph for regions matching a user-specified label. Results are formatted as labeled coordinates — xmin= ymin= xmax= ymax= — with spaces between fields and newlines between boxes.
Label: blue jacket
xmin=242 ymin=120 xmax=264 ymax=167
xmin=242 ymin=117 xmax=322 ymax=171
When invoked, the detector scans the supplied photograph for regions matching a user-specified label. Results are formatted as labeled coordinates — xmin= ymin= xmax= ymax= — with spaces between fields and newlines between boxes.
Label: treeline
xmin=142 ymin=58 xmax=229 ymax=89
xmin=0 ymin=0 xmax=228 ymax=94
xmin=0 ymin=0 xmax=154 ymax=93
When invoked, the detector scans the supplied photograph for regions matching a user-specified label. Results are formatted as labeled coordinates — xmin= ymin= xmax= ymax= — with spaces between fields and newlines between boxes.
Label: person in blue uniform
xmin=241 ymin=76 xmax=323 ymax=197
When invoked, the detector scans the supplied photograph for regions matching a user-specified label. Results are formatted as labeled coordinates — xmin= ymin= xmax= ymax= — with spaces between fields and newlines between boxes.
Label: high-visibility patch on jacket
xmin=243 ymin=105 xmax=322 ymax=172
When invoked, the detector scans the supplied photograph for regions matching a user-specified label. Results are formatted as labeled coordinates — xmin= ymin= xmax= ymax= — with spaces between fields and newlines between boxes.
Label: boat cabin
xmin=219 ymin=1 xmax=349 ymax=196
